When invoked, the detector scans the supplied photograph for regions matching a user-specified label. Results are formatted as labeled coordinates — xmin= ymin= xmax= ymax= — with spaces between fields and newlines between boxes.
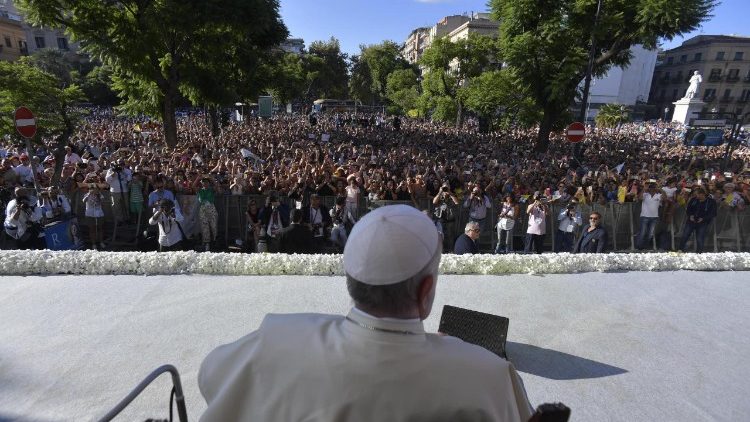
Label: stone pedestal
xmin=672 ymin=98 xmax=705 ymax=125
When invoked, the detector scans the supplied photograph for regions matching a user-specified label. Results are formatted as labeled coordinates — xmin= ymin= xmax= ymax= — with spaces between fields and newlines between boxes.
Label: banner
xmin=44 ymin=218 xmax=84 ymax=250
xmin=684 ymin=128 xmax=724 ymax=147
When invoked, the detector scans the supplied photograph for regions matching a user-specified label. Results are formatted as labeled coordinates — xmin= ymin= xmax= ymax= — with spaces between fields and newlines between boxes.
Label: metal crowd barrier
xmin=36 ymin=191 xmax=750 ymax=253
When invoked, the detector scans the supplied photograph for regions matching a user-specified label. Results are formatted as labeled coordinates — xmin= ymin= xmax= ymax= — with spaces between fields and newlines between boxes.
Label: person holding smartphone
xmin=524 ymin=194 xmax=549 ymax=254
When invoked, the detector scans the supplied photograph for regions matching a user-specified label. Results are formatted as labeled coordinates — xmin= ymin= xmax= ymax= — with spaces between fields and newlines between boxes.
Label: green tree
xmin=461 ymin=69 xmax=541 ymax=130
xmin=419 ymin=34 xmax=499 ymax=126
xmin=0 ymin=61 xmax=84 ymax=183
xmin=357 ymin=41 xmax=412 ymax=104
xmin=386 ymin=68 xmax=420 ymax=114
xmin=266 ymin=52 xmax=307 ymax=106
xmin=349 ymin=54 xmax=377 ymax=105
xmin=491 ymin=0 xmax=715 ymax=152
xmin=417 ymin=68 xmax=457 ymax=123
xmin=18 ymin=0 xmax=287 ymax=147
xmin=595 ymin=103 xmax=630 ymax=127
xmin=81 ymin=65 xmax=120 ymax=106
xmin=305 ymin=38 xmax=349 ymax=100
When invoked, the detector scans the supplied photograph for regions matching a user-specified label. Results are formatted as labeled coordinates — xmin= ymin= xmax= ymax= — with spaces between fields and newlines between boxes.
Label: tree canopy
xmin=18 ymin=0 xmax=288 ymax=147
xmin=491 ymin=0 xmax=716 ymax=151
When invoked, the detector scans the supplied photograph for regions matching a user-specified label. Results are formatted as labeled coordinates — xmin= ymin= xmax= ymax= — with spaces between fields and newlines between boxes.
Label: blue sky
xmin=279 ymin=0 xmax=747 ymax=56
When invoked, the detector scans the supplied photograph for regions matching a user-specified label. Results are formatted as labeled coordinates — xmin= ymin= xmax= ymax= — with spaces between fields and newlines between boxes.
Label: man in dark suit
xmin=279 ymin=209 xmax=314 ymax=254
xmin=301 ymin=194 xmax=332 ymax=249
xmin=453 ymin=221 xmax=480 ymax=255
xmin=573 ymin=212 xmax=608 ymax=253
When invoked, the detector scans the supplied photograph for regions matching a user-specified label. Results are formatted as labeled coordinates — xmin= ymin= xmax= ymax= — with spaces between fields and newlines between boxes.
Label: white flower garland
xmin=1 ymin=251 xmax=749 ymax=276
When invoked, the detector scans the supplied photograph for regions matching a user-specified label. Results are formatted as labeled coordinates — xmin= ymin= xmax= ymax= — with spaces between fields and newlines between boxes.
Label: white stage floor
xmin=1 ymin=272 xmax=748 ymax=421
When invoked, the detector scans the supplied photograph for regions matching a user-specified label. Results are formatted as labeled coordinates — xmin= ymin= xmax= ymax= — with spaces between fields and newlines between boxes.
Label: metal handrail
xmin=97 ymin=364 xmax=188 ymax=422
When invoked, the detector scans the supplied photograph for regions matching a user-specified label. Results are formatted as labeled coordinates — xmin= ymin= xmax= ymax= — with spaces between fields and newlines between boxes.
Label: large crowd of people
xmin=2 ymin=108 xmax=749 ymax=253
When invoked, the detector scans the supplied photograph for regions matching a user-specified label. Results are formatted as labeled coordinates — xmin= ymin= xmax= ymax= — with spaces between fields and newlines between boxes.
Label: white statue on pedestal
xmin=684 ymin=71 xmax=702 ymax=100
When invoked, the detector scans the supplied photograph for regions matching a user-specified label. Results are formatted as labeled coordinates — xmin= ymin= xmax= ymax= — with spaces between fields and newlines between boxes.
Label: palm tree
xmin=595 ymin=103 xmax=630 ymax=127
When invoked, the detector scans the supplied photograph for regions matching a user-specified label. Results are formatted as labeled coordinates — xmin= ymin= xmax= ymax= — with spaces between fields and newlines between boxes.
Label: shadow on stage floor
xmin=507 ymin=342 xmax=628 ymax=380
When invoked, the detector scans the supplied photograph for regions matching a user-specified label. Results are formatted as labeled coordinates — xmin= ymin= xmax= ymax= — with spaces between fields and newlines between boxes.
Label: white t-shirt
xmin=641 ymin=192 xmax=662 ymax=218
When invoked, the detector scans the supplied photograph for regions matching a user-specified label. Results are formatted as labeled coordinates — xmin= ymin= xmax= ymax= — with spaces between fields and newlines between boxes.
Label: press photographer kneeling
xmin=3 ymin=187 xmax=45 ymax=249
xmin=148 ymin=199 xmax=185 ymax=252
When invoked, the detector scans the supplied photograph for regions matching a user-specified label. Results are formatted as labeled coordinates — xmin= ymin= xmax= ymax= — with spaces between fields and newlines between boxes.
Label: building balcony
xmin=671 ymin=76 xmax=683 ymax=83
xmin=726 ymin=75 xmax=740 ymax=83
xmin=737 ymin=97 xmax=749 ymax=103
xmin=703 ymin=95 xmax=716 ymax=102
xmin=720 ymin=96 xmax=734 ymax=103
xmin=708 ymin=75 xmax=723 ymax=82
xmin=744 ymin=76 xmax=750 ymax=83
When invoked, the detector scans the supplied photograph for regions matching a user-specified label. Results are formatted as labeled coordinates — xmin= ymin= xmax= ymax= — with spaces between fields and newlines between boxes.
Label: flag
xmin=615 ymin=163 xmax=625 ymax=174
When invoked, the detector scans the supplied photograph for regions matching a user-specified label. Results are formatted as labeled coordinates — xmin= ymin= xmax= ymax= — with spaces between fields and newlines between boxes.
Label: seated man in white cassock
xmin=198 ymin=205 xmax=534 ymax=422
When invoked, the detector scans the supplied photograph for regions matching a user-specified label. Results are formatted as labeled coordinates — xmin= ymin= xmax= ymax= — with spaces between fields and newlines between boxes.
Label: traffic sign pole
xmin=14 ymin=107 xmax=41 ymax=193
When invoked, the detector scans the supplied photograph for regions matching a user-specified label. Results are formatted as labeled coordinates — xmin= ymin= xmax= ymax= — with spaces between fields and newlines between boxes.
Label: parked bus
xmin=312 ymin=99 xmax=357 ymax=113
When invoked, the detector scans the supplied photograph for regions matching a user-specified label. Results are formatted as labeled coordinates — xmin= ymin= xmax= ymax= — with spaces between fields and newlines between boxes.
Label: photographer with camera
xmin=4 ymin=187 xmax=45 ymax=249
xmin=105 ymin=159 xmax=132 ymax=223
xmin=148 ymin=198 xmax=185 ymax=252
xmin=330 ymin=196 xmax=357 ymax=250
xmin=554 ymin=203 xmax=582 ymax=253
xmin=495 ymin=194 xmax=520 ymax=254
xmin=259 ymin=193 xmax=289 ymax=253
xmin=432 ymin=183 xmax=458 ymax=244
xmin=463 ymin=186 xmax=492 ymax=232
xmin=82 ymin=184 xmax=106 ymax=249
xmin=524 ymin=193 xmax=550 ymax=254
xmin=38 ymin=186 xmax=72 ymax=222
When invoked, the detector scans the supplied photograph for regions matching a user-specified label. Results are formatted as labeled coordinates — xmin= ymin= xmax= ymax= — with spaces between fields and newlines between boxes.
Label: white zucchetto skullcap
xmin=344 ymin=205 xmax=439 ymax=286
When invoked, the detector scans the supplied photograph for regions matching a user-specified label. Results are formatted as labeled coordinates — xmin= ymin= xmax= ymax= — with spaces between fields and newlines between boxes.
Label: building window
xmin=741 ymin=89 xmax=750 ymax=101
xmin=671 ymin=89 xmax=678 ymax=101
xmin=659 ymin=89 xmax=666 ymax=100
xmin=716 ymin=51 xmax=725 ymax=60
xmin=18 ymin=40 xmax=27 ymax=55
xmin=703 ymin=88 xmax=716 ymax=100
xmin=674 ymin=70 xmax=682 ymax=81
xmin=734 ymin=51 xmax=744 ymax=61
xmin=57 ymin=37 xmax=68 ymax=50
xmin=693 ymin=52 xmax=702 ymax=61
xmin=727 ymin=69 xmax=740 ymax=81
xmin=736 ymin=108 xmax=743 ymax=116
xmin=34 ymin=36 xmax=45 ymax=49
xmin=666 ymin=56 xmax=674 ymax=65
xmin=709 ymin=68 xmax=722 ymax=81
xmin=723 ymin=89 xmax=732 ymax=99
xmin=680 ymin=54 xmax=687 ymax=63
xmin=4 ymin=36 xmax=11 ymax=48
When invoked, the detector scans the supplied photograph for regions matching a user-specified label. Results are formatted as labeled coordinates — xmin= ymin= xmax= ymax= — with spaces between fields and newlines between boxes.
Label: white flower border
xmin=1 ymin=251 xmax=749 ymax=276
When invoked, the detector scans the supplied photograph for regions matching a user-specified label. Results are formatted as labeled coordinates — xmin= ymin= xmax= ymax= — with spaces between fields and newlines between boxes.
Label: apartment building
xmin=649 ymin=35 xmax=750 ymax=118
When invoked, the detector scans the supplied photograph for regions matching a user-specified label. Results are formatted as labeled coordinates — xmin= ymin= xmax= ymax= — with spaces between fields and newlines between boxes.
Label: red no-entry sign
xmin=566 ymin=122 xmax=586 ymax=143
xmin=14 ymin=107 xmax=37 ymax=139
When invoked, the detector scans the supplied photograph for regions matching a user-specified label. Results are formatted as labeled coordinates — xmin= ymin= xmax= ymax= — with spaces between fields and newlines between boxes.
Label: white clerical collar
xmin=351 ymin=307 xmax=420 ymax=324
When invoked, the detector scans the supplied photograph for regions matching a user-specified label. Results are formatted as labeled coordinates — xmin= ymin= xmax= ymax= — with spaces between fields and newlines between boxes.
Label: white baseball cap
xmin=344 ymin=205 xmax=440 ymax=286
